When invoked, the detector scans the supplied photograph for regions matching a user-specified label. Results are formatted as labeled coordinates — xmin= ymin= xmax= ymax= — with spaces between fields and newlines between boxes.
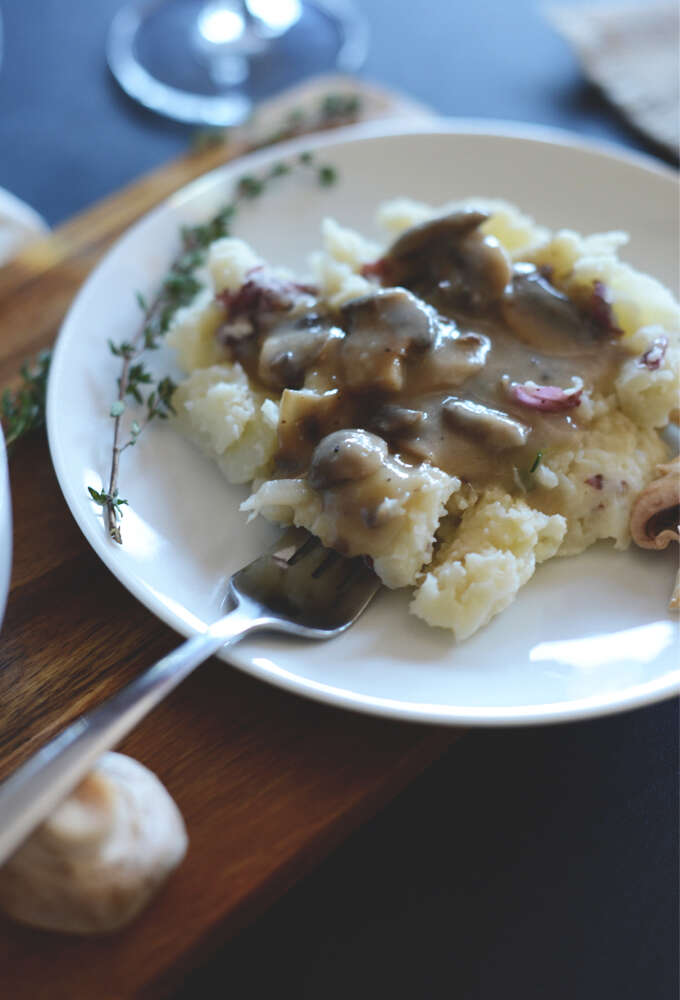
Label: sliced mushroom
xmin=443 ymin=397 xmax=530 ymax=449
xmin=339 ymin=288 xmax=441 ymax=393
xmin=277 ymin=388 xmax=345 ymax=474
xmin=0 ymin=753 xmax=188 ymax=934
xmin=388 ymin=210 xmax=488 ymax=259
xmin=502 ymin=267 xmax=601 ymax=354
xmin=413 ymin=328 xmax=491 ymax=390
xmin=218 ymin=268 xmax=318 ymax=375
xmin=308 ymin=429 xmax=388 ymax=491
xmin=630 ymin=457 xmax=680 ymax=609
xmin=257 ymin=315 xmax=344 ymax=390
xmin=367 ymin=404 xmax=425 ymax=439
xmin=383 ymin=211 xmax=512 ymax=310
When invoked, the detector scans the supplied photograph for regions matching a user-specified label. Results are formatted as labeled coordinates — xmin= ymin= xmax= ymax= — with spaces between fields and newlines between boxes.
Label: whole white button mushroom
xmin=0 ymin=752 xmax=188 ymax=934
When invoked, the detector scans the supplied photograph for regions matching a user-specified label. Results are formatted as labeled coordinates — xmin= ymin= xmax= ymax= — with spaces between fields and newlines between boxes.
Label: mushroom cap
xmin=384 ymin=211 xmax=512 ymax=310
xmin=0 ymin=752 xmax=188 ymax=934
xmin=387 ymin=209 xmax=489 ymax=260
xmin=308 ymin=429 xmax=388 ymax=491
xmin=630 ymin=457 xmax=680 ymax=612
xmin=630 ymin=457 xmax=680 ymax=551
xmin=338 ymin=287 xmax=442 ymax=393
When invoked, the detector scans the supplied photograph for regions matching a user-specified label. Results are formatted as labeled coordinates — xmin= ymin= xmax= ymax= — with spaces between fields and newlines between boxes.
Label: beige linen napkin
xmin=547 ymin=2 xmax=679 ymax=157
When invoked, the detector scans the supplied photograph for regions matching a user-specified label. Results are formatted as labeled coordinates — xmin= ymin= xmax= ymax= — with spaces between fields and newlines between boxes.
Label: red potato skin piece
xmin=589 ymin=280 xmax=624 ymax=336
xmin=219 ymin=267 xmax=317 ymax=319
xmin=511 ymin=383 xmax=582 ymax=412
xmin=639 ymin=337 xmax=668 ymax=371
xmin=360 ymin=258 xmax=395 ymax=283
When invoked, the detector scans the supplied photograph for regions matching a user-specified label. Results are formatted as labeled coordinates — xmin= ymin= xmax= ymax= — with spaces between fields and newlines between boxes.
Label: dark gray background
xmin=0 ymin=2 xmax=677 ymax=997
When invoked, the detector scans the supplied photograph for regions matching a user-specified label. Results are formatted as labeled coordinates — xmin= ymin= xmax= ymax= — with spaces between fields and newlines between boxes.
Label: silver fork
xmin=0 ymin=528 xmax=380 ymax=866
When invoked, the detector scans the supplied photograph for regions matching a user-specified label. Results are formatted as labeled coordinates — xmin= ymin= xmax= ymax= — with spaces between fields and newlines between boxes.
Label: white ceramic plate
xmin=47 ymin=120 xmax=680 ymax=726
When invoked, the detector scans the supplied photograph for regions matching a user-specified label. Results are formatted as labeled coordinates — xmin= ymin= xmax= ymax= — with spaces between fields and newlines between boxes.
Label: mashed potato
xmin=411 ymin=490 xmax=566 ymax=638
xmin=242 ymin=455 xmax=458 ymax=589
xmin=169 ymin=198 xmax=679 ymax=640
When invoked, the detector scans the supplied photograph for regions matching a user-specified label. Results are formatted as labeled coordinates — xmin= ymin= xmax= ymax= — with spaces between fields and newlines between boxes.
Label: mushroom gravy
xmin=218 ymin=212 xmax=629 ymax=495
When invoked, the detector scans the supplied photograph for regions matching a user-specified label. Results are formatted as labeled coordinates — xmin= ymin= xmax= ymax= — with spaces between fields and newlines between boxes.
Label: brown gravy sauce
xmin=220 ymin=212 xmax=629 ymax=496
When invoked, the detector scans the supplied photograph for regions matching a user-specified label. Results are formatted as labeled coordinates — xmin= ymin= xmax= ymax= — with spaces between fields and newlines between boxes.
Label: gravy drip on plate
xmin=218 ymin=212 xmax=628 ymax=495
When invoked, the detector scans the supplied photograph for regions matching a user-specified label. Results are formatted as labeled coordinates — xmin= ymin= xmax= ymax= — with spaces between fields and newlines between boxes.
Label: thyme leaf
xmin=318 ymin=164 xmax=337 ymax=187
xmin=529 ymin=451 xmax=543 ymax=474
xmin=88 ymin=487 xmax=128 ymax=542
xmin=1 ymin=350 xmax=52 ymax=452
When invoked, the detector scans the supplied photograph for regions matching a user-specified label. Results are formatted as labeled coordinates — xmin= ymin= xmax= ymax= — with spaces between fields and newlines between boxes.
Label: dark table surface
xmin=1 ymin=1 xmax=678 ymax=997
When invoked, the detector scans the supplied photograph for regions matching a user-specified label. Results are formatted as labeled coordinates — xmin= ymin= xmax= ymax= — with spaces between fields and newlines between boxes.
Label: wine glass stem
xmin=196 ymin=0 xmax=269 ymax=86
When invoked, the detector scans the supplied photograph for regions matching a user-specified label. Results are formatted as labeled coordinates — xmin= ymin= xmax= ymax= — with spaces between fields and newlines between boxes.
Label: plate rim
xmin=46 ymin=118 xmax=680 ymax=727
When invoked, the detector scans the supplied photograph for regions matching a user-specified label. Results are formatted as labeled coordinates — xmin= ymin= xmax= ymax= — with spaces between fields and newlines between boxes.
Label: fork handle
xmin=0 ymin=607 xmax=259 ymax=867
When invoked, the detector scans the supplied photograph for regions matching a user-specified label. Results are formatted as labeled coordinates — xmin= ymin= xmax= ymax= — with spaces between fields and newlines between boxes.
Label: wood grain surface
xmin=0 ymin=82 xmax=459 ymax=999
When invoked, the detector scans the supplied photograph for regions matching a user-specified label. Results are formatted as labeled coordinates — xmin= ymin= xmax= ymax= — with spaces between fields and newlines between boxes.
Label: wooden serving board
xmin=0 ymin=79 xmax=458 ymax=999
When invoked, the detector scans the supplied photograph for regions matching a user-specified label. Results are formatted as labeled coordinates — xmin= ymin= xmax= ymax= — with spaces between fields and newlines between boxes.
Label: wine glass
xmin=107 ymin=0 xmax=369 ymax=126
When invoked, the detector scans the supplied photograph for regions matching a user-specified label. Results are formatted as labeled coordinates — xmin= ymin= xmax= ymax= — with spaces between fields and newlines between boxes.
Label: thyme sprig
xmin=1 ymin=350 xmax=52 ymax=453
xmin=192 ymin=91 xmax=362 ymax=153
xmin=1 ymin=94 xmax=348 ymax=481
xmin=261 ymin=92 xmax=361 ymax=147
xmin=94 ymin=151 xmax=338 ymax=543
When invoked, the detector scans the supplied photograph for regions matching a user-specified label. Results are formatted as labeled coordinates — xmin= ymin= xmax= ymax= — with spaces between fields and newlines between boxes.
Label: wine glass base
xmin=107 ymin=0 xmax=369 ymax=127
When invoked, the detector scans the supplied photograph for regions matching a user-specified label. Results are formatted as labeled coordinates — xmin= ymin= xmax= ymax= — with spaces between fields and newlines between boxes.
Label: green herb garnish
xmin=191 ymin=93 xmax=362 ymax=152
xmin=1 ymin=350 xmax=52 ymax=452
xmin=529 ymin=451 xmax=543 ymax=474
xmin=321 ymin=93 xmax=361 ymax=120
xmin=318 ymin=164 xmax=338 ymax=187
xmin=92 ymin=153 xmax=339 ymax=543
